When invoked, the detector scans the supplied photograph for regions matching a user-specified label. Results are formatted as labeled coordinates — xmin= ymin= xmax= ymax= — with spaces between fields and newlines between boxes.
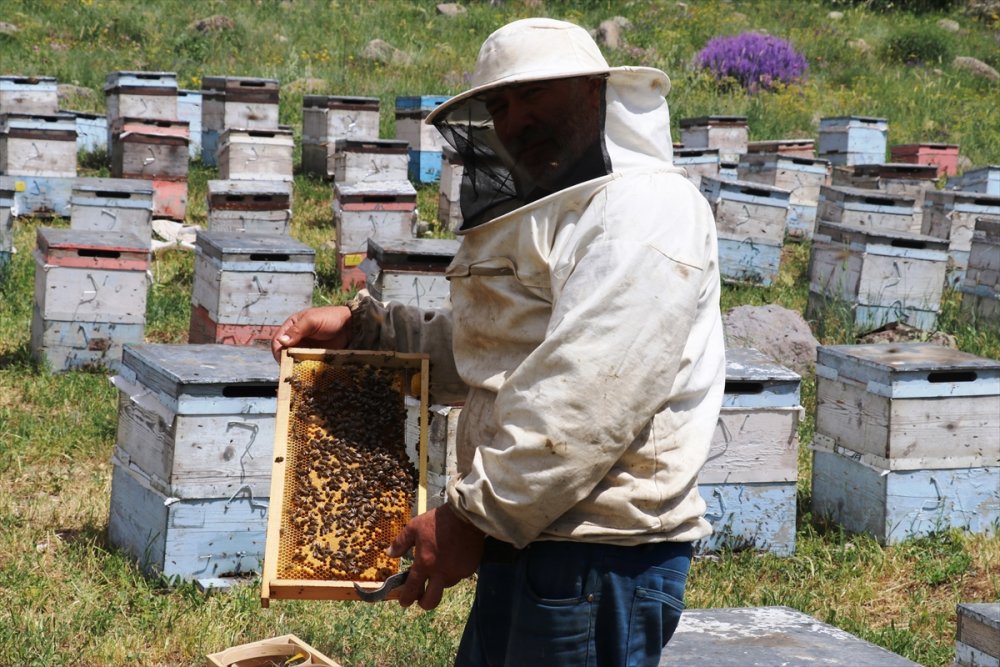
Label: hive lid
xmin=725 ymin=348 xmax=801 ymax=383
xmin=679 ymin=115 xmax=748 ymax=127
xmin=195 ymin=230 xmax=316 ymax=260
xmin=334 ymin=180 xmax=417 ymax=201
xmin=208 ymin=179 xmax=293 ymax=199
xmin=304 ymin=94 xmax=379 ymax=109
xmin=814 ymin=221 xmax=946 ymax=248
xmin=72 ymin=177 xmax=155 ymax=196
xmin=36 ymin=226 xmax=147 ymax=254
xmin=121 ymin=343 xmax=279 ymax=400
xmin=366 ymin=237 xmax=461 ymax=266
xmin=819 ymin=184 xmax=918 ymax=205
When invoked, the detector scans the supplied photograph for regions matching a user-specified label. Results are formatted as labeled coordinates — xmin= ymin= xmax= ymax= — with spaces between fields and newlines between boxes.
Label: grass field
xmin=1 ymin=1 xmax=999 ymax=665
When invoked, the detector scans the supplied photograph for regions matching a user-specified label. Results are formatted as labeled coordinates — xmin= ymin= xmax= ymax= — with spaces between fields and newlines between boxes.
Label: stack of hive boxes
xmin=206 ymin=179 xmax=292 ymax=235
xmin=890 ymin=142 xmax=959 ymax=177
xmin=108 ymin=343 xmax=278 ymax=587
xmin=361 ymin=237 xmax=461 ymax=310
xmin=679 ymin=115 xmax=748 ymax=180
xmin=105 ymin=71 xmax=189 ymax=221
xmin=811 ymin=343 xmax=999 ymax=545
xmin=201 ymin=76 xmax=281 ymax=169
xmin=301 ymin=95 xmax=380 ymax=179
xmin=921 ymin=190 xmax=1000 ymax=287
xmin=959 ymin=215 xmax=1000 ymax=325
xmin=817 ymin=116 xmax=888 ymax=166
xmin=737 ymin=152 xmax=830 ymax=241
xmin=395 ymin=95 xmax=449 ymax=184
xmin=0 ymin=74 xmax=76 ymax=218
xmin=30 ymin=226 xmax=150 ymax=372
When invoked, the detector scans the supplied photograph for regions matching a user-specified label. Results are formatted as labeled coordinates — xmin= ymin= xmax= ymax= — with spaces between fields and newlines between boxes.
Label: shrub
xmin=881 ymin=27 xmax=955 ymax=65
xmin=695 ymin=32 xmax=808 ymax=93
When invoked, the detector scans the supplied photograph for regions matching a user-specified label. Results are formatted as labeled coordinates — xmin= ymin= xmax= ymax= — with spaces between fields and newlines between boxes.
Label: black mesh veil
xmin=433 ymin=79 xmax=611 ymax=230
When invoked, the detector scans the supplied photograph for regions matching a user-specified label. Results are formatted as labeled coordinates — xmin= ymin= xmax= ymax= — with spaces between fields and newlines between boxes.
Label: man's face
xmin=481 ymin=76 xmax=603 ymax=190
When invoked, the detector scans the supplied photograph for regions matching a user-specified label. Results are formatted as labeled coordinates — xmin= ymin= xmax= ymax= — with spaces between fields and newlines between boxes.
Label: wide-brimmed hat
xmin=425 ymin=17 xmax=670 ymax=125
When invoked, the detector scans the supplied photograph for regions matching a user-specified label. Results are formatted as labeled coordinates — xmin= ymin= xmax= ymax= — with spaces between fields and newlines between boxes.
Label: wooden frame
xmin=206 ymin=633 xmax=342 ymax=667
xmin=261 ymin=348 xmax=429 ymax=606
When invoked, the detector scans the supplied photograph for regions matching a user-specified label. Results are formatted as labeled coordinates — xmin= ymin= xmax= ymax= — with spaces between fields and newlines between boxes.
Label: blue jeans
xmin=454 ymin=539 xmax=692 ymax=667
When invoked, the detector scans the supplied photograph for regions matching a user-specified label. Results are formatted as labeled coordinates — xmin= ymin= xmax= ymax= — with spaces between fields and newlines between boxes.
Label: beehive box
xmin=0 ymin=75 xmax=58 ymax=115
xmin=361 ymin=237 xmax=459 ymax=309
xmin=817 ymin=115 xmax=888 ymax=166
xmin=201 ymin=75 xmax=280 ymax=166
xmin=206 ymin=634 xmax=342 ymax=667
xmin=948 ymin=165 xmax=1000 ymax=196
xmin=0 ymin=112 xmax=77 ymax=177
xmin=955 ymin=602 xmax=1000 ymax=667
xmin=333 ymin=181 xmax=417 ymax=257
xmin=716 ymin=235 xmax=782 ymax=287
xmin=337 ymin=250 xmax=367 ymax=291
xmin=697 ymin=348 xmax=802 ymax=556
xmin=207 ymin=179 xmax=293 ymax=235
xmin=302 ymin=95 xmax=380 ymax=178
xmin=190 ymin=231 xmax=315 ymax=331
xmin=177 ymin=89 xmax=203 ymax=160
xmin=699 ymin=176 xmax=791 ymax=244
xmin=188 ymin=307 xmax=282 ymax=348
xmin=332 ymin=139 xmax=410 ymax=187
xmin=395 ymin=95 xmax=449 ymax=183
xmin=811 ymin=343 xmax=999 ymax=545
xmin=890 ymin=143 xmax=959 ymax=177
xmin=679 ymin=115 xmax=748 ymax=162
xmin=104 ymin=70 xmax=179 ymax=123
xmin=960 ymin=216 xmax=1000 ymax=326
xmin=405 ymin=400 xmax=460 ymax=510
xmin=663 ymin=606 xmax=923 ymax=666
xmin=217 ymin=127 xmax=294 ymax=182
xmin=746 ymin=138 xmax=816 ymax=158
xmin=149 ymin=178 xmax=188 ymax=221
xmin=837 ymin=162 xmax=939 ymax=212
xmin=921 ymin=190 xmax=1000 ymax=285
xmin=808 ymin=222 xmax=949 ymax=331
xmin=437 ymin=145 xmax=464 ymax=231
xmin=64 ymin=110 xmax=108 ymax=155
xmin=817 ymin=185 xmax=920 ymax=234
xmin=0 ymin=176 xmax=13 ymax=266
xmin=110 ymin=117 xmax=190 ymax=180
xmin=261 ymin=348 xmax=429 ymax=604
xmin=70 ymin=177 xmax=155 ymax=245
xmin=31 ymin=227 xmax=150 ymax=371
xmin=9 ymin=174 xmax=73 ymax=217
xmin=111 ymin=343 xmax=278 ymax=500
xmin=737 ymin=154 xmax=830 ymax=204
xmin=673 ymin=147 xmax=720 ymax=188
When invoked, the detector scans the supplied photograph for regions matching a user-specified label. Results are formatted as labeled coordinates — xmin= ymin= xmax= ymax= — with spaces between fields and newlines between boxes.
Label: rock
xmin=436 ymin=3 xmax=466 ymax=15
xmin=848 ymin=38 xmax=872 ymax=55
xmin=57 ymin=84 xmax=99 ymax=106
xmin=597 ymin=20 xmax=622 ymax=49
xmin=361 ymin=39 xmax=412 ymax=66
xmin=828 ymin=11 xmax=844 ymax=20
xmin=723 ymin=304 xmax=820 ymax=376
xmin=284 ymin=78 xmax=328 ymax=95
xmin=0 ymin=22 xmax=19 ymax=35
xmin=855 ymin=321 xmax=957 ymax=348
xmin=611 ymin=16 xmax=633 ymax=30
xmin=189 ymin=15 xmax=236 ymax=33
xmin=937 ymin=18 xmax=961 ymax=32
xmin=953 ymin=56 xmax=1000 ymax=81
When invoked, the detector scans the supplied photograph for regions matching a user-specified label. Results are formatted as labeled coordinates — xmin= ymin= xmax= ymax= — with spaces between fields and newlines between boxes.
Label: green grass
xmin=2 ymin=0 xmax=999 ymax=665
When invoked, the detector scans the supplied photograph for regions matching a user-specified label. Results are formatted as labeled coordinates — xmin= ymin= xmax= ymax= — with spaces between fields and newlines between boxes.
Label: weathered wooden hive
xmin=189 ymin=230 xmax=315 ymax=347
xmin=31 ymin=227 xmax=149 ymax=372
xmin=69 ymin=177 xmax=155 ymax=246
xmin=361 ymin=237 xmax=459 ymax=310
xmin=947 ymin=164 xmax=1000 ymax=195
xmin=817 ymin=115 xmax=888 ymax=166
xmin=745 ymin=138 xmax=815 ymax=158
xmin=890 ymin=142 xmax=959 ymax=177
xmin=302 ymin=95 xmax=380 ymax=178
xmin=333 ymin=180 xmax=417 ymax=289
xmin=108 ymin=343 xmax=278 ymax=586
xmin=696 ymin=348 xmax=802 ymax=556
xmin=0 ymin=112 xmax=77 ymax=177
xmin=332 ymin=138 xmax=410 ymax=187
xmin=201 ymin=75 xmax=280 ymax=167
xmin=955 ymin=602 xmax=1000 ymax=667
xmin=737 ymin=153 xmax=831 ymax=240
xmin=811 ymin=343 xmax=1000 ymax=545
xmin=206 ymin=179 xmax=293 ymax=235
xmin=921 ymin=189 xmax=1000 ymax=286
xmin=261 ymin=348 xmax=428 ymax=604
xmin=833 ymin=162 xmax=939 ymax=212
xmin=63 ymin=110 xmax=108 ymax=155
xmin=109 ymin=117 xmax=190 ymax=221
xmin=217 ymin=126 xmax=294 ymax=182
xmin=699 ymin=176 xmax=791 ymax=286
xmin=103 ymin=70 xmax=178 ymax=160
xmin=808 ymin=221 xmax=949 ymax=331
xmin=959 ymin=215 xmax=1000 ymax=326
xmin=0 ymin=75 xmax=58 ymax=115
xmin=673 ymin=147 xmax=721 ymax=189
xmin=679 ymin=115 xmax=748 ymax=163
xmin=395 ymin=95 xmax=449 ymax=183
xmin=817 ymin=184 xmax=920 ymax=235
xmin=7 ymin=173 xmax=73 ymax=218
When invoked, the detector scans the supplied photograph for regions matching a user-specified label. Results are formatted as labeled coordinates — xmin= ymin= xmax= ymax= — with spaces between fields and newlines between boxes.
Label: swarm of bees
xmin=277 ymin=359 xmax=415 ymax=582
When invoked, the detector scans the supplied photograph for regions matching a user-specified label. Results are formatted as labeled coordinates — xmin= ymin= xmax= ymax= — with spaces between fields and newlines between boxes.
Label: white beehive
xmin=201 ymin=75 xmax=280 ymax=166
xmin=0 ymin=75 xmax=59 ymax=115
xmin=361 ymin=237 xmax=459 ymax=309
xmin=206 ymin=179 xmax=293 ymax=235
xmin=817 ymin=185 xmax=920 ymax=234
xmin=333 ymin=180 xmax=417 ymax=257
xmin=333 ymin=138 xmax=410 ymax=187
xmin=673 ymin=147 xmax=721 ymax=189
xmin=176 ymin=89 xmax=203 ymax=160
xmin=109 ymin=117 xmax=189 ymax=180
xmin=301 ymin=95 xmax=380 ymax=178
xmin=817 ymin=116 xmax=888 ymax=166
xmin=921 ymin=190 xmax=1000 ymax=285
xmin=70 ymin=177 xmax=155 ymax=245
xmin=960 ymin=216 xmax=1000 ymax=326
xmin=737 ymin=153 xmax=830 ymax=240
xmin=437 ymin=145 xmax=464 ymax=231
xmin=679 ymin=115 xmax=748 ymax=163
xmin=217 ymin=127 xmax=294 ymax=182
xmin=947 ymin=165 xmax=1000 ymax=196
xmin=0 ymin=112 xmax=77 ymax=177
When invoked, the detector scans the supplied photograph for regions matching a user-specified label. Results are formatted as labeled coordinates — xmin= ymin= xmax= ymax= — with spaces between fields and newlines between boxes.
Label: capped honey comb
xmin=262 ymin=349 xmax=429 ymax=605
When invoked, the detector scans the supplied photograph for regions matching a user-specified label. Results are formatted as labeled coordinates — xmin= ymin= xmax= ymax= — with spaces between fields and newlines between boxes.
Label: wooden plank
xmin=33 ymin=253 xmax=149 ymax=324
xmin=704 ymin=407 xmax=801 ymax=483
xmin=957 ymin=602 xmax=1000 ymax=659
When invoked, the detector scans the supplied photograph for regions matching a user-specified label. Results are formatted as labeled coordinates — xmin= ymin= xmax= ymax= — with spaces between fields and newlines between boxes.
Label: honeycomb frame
xmin=261 ymin=348 xmax=428 ymax=605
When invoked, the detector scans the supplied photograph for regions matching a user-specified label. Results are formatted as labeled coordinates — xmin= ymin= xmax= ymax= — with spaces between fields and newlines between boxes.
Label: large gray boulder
xmin=722 ymin=304 xmax=820 ymax=376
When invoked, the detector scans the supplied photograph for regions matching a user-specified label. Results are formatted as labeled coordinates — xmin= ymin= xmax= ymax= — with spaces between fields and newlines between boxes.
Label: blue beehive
xmin=696 ymin=348 xmax=802 ymax=556
xmin=11 ymin=174 xmax=73 ymax=218
xmin=812 ymin=343 xmax=1000 ymax=545
xmin=818 ymin=116 xmax=888 ymax=166
xmin=108 ymin=343 xmax=278 ymax=584
xmin=0 ymin=75 xmax=58 ymax=115
xmin=395 ymin=95 xmax=449 ymax=183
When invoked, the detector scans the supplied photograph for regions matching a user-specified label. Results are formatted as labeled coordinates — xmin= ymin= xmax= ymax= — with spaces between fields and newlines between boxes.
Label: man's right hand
xmin=271 ymin=305 xmax=353 ymax=361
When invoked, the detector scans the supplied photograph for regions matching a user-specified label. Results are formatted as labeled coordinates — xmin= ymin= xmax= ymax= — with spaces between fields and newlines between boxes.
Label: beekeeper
xmin=273 ymin=17 xmax=725 ymax=666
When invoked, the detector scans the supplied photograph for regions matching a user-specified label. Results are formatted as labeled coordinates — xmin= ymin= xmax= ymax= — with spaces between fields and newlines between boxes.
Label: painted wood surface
xmin=70 ymin=178 xmax=154 ymax=244
xmin=439 ymin=147 xmax=464 ymax=203
xmin=746 ymin=139 xmax=816 ymax=158
xmin=302 ymin=95 xmax=380 ymax=143
xmin=891 ymin=143 xmax=960 ymax=176
xmin=149 ymin=178 xmax=187 ymax=221
xmin=674 ymin=148 xmax=721 ymax=188
xmin=201 ymin=78 xmax=280 ymax=132
xmin=207 ymin=209 xmax=291 ymax=235
xmin=192 ymin=252 xmax=314 ymax=324
xmin=817 ymin=185 xmax=920 ymax=233
xmin=811 ymin=444 xmax=999 ymax=544
xmin=701 ymin=176 xmax=791 ymax=244
xmin=110 ymin=118 xmax=189 ymax=180
xmin=217 ymin=128 xmax=294 ymax=182
xmin=187 ymin=304 xmax=279 ymax=347
xmin=705 ymin=407 xmax=801 ymax=484
xmin=404 ymin=400 xmax=461 ymax=510
xmin=107 ymin=459 xmax=268 ymax=581
xmin=696 ymin=482 xmax=797 ymax=555
xmin=176 ymin=89 xmax=202 ymax=160
xmin=737 ymin=154 xmax=830 ymax=206
xmin=333 ymin=181 xmax=417 ymax=254
xmin=395 ymin=107 xmax=448 ymax=152
xmin=723 ymin=348 xmax=802 ymax=407
xmin=817 ymin=116 xmax=888 ymax=158
xmin=956 ymin=642 xmax=1000 ymax=667
xmin=0 ymin=113 xmax=77 ymax=177
xmin=364 ymin=267 xmax=452 ymax=310
xmin=332 ymin=139 xmax=410 ymax=186
xmin=408 ymin=149 xmax=443 ymax=184
xmin=30 ymin=307 xmax=143 ymax=373
xmin=957 ymin=602 xmax=1000 ymax=664
xmin=922 ymin=190 xmax=1000 ymax=258
xmin=0 ymin=75 xmax=58 ymax=115
xmin=679 ymin=115 xmax=748 ymax=156
xmin=10 ymin=174 xmax=73 ymax=217
xmin=114 ymin=380 xmax=275 ymax=498
xmin=948 ymin=165 xmax=1000 ymax=195
xmin=67 ymin=111 xmax=107 ymax=153
xmin=661 ymin=606 xmax=921 ymax=666
xmin=34 ymin=254 xmax=149 ymax=323
xmin=717 ymin=234 xmax=782 ymax=286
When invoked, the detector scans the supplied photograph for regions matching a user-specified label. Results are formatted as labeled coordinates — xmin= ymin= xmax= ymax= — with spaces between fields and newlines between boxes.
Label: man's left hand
xmin=387 ymin=504 xmax=485 ymax=610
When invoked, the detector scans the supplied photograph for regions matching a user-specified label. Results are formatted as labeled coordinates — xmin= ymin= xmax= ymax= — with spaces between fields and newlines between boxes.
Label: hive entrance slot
xmin=77 ymin=248 xmax=121 ymax=259
xmin=724 ymin=381 xmax=765 ymax=394
xmin=927 ymin=371 xmax=976 ymax=383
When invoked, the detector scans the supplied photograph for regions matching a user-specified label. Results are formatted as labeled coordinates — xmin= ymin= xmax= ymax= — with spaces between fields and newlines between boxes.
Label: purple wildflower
xmin=695 ymin=32 xmax=808 ymax=92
